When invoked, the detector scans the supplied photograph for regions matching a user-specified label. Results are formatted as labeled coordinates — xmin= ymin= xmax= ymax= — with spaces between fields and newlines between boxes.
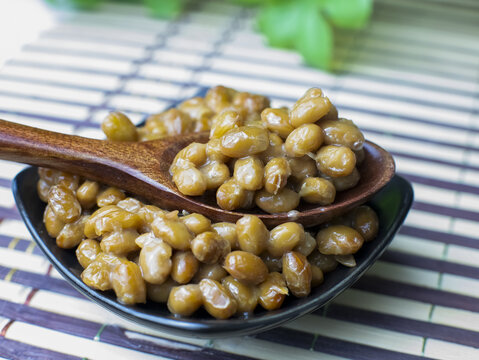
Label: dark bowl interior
xmin=12 ymin=167 xmax=413 ymax=338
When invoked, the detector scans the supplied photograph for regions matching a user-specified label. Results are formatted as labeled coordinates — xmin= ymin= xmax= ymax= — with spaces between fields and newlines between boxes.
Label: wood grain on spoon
xmin=0 ymin=119 xmax=395 ymax=228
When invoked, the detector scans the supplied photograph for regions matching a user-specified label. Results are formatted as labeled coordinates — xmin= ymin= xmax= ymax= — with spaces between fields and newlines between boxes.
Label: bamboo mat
xmin=0 ymin=0 xmax=478 ymax=359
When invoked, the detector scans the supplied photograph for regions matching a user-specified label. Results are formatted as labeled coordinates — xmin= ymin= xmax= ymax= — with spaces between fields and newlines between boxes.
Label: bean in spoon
xmin=0 ymin=119 xmax=395 ymax=228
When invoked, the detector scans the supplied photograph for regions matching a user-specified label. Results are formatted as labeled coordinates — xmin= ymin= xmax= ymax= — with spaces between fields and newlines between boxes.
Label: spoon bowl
xmin=12 ymin=169 xmax=413 ymax=337
xmin=0 ymin=119 xmax=394 ymax=227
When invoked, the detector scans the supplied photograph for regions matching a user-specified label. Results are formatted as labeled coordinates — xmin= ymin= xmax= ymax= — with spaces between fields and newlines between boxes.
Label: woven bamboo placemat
xmin=0 ymin=0 xmax=478 ymax=358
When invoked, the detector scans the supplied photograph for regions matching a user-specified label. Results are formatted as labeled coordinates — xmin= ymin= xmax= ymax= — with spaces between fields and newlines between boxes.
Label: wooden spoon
xmin=0 ymin=119 xmax=395 ymax=228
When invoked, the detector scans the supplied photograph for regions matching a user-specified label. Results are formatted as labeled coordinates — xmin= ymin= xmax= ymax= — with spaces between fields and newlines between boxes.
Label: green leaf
xmin=322 ymin=0 xmax=373 ymax=29
xmin=44 ymin=0 xmax=101 ymax=10
xmin=232 ymin=0 xmax=288 ymax=4
xmin=257 ymin=1 xmax=303 ymax=48
xmin=145 ymin=0 xmax=184 ymax=19
xmin=229 ymin=0 xmax=264 ymax=5
xmin=296 ymin=3 xmax=333 ymax=70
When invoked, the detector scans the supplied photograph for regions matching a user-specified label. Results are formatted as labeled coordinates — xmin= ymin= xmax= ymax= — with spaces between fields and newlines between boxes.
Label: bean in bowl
xmin=36 ymin=85 xmax=379 ymax=320
xmin=38 ymin=167 xmax=379 ymax=319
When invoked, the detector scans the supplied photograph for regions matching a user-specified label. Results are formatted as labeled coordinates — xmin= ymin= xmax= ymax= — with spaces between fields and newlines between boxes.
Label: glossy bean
xmin=205 ymin=85 xmax=236 ymax=113
xmin=289 ymin=88 xmax=331 ymax=127
xmin=84 ymin=205 xmax=141 ymax=239
xmin=76 ymin=180 xmax=100 ymax=209
xmin=261 ymin=108 xmax=293 ymax=139
xmin=156 ymin=109 xmax=194 ymax=136
xmin=172 ymin=167 xmax=207 ymax=196
xmin=298 ymin=177 xmax=336 ymax=205
xmin=151 ymin=217 xmax=193 ymax=251
xmin=191 ymin=231 xmax=230 ymax=264
xmin=316 ymin=225 xmax=364 ymax=255
xmin=134 ymin=232 xmax=160 ymax=248
xmin=111 ymin=259 xmax=146 ymax=304
xmin=210 ymin=110 xmax=243 ymax=139
xmin=316 ymin=145 xmax=356 ymax=178
xmin=216 ymin=178 xmax=251 ymax=211
xmin=233 ymin=156 xmax=264 ymax=191
xmin=81 ymin=257 xmax=112 ymax=291
xmin=147 ymin=278 xmax=178 ymax=303
xmin=167 ymin=284 xmax=203 ymax=316
xmin=199 ymin=279 xmax=238 ymax=319
xmin=350 ymin=206 xmax=379 ymax=242
xmin=48 ymin=184 xmax=82 ymax=223
xmin=284 ymin=124 xmax=323 ymax=157
xmin=199 ymin=161 xmax=230 ymax=190
xmin=268 ymin=222 xmax=305 ymax=257
xmin=76 ymin=239 xmax=101 ymax=269
xmin=56 ymin=215 xmax=88 ymax=249
xmin=180 ymin=213 xmax=211 ymax=235
xmin=318 ymin=118 xmax=364 ymax=151
xmin=236 ymin=215 xmax=269 ymax=255
xmin=254 ymin=188 xmax=300 ymax=214
xmin=116 ymin=197 xmax=143 ymax=213
xmin=139 ymin=240 xmax=172 ymax=284
xmin=97 ymin=187 xmax=125 ymax=207
xmin=211 ymin=222 xmax=238 ymax=250
xmin=171 ymin=142 xmax=207 ymax=172
xmin=192 ymin=263 xmax=228 ymax=283
xmin=263 ymin=157 xmax=291 ymax=195
xmin=331 ymin=167 xmax=360 ymax=191
xmin=232 ymin=92 xmax=270 ymax=114
xmin=220 ymin=126 xmax=269 ymax=158
xmin=171 ymin=251 xmax=199 ymax=284
xmin=44 ymin=204 xmax=65 ymax=238
xmin=100 ymin=228 xmax=140 ymax=256
xmin=258 ymin=272 xmax=288 ymax=310
xmin=140 ymin=120 xmax=167 ymax=140
xmin=222 ymin=276 xmax=258 ymax=314
xmin=223 ymin=251 xmax=268 ymax=285
xmin=102 ymin=112 xmax=138 ymax=141
xmin=282 ymin=251 xmax=312 ymax=297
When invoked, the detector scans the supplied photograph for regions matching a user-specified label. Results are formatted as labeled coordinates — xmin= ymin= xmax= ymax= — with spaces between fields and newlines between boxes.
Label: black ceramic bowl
xmin=12 ymin=166 xmax=413 ymax=338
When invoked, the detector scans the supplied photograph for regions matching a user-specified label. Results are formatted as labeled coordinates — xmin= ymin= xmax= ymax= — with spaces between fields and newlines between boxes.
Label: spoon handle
xmin=0 ymin=118 xmax=121 ymax=175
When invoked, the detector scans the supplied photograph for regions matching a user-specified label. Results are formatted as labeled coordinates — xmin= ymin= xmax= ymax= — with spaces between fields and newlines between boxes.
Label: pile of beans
xmin=37 ymin=86 xmax=378 ymax=319
xmin=101 ymin=86 xmax=270 ymax=142
xmin=169 ymin=87 xmax=365 ymax=213
xmin=38 ymin=167 xmax=378 ymax=319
